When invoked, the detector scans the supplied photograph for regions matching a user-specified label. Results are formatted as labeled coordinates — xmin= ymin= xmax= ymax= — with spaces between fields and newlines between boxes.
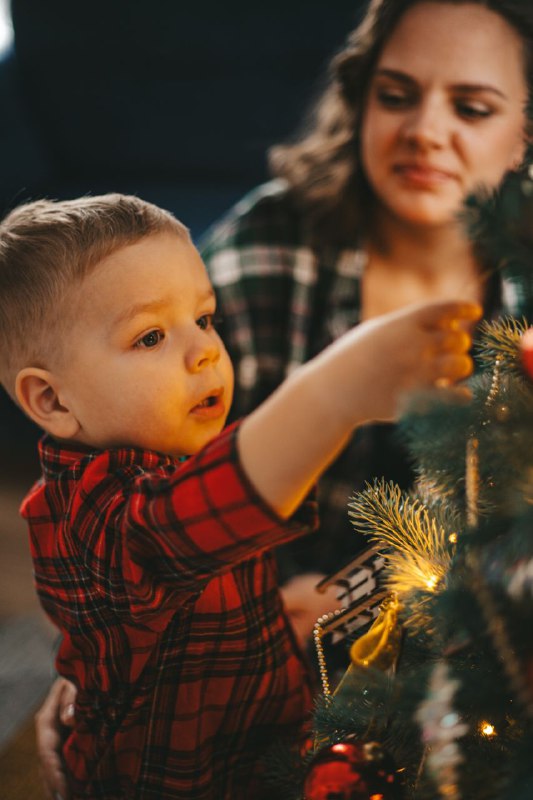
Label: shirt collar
xmin=38 ymin=434 xmax=180 ymax=481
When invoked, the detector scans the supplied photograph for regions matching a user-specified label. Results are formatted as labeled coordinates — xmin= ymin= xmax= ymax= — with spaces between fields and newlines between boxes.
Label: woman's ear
xmin=15 ymin=367 xmax=81 ymax=440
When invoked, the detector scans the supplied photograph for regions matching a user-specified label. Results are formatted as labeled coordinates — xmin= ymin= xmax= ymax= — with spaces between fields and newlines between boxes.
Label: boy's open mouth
xmin=191 ymin=388 xmax=224 ymax=416
xmin=195 ymin=395 xmax=218 ymax=408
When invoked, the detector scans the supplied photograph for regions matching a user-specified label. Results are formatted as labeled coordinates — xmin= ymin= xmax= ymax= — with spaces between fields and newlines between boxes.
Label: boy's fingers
xmin=433 ymin=328 xmax=472 ymax=354
xmin=433 ymin=352 xmax=474 ymax=384
xmin=418 ymin=300 xmax=482 ymax=330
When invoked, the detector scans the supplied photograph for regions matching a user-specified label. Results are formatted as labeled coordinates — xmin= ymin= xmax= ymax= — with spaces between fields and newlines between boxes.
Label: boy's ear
xmin=15 ymin=367 xmax=81 ymax=440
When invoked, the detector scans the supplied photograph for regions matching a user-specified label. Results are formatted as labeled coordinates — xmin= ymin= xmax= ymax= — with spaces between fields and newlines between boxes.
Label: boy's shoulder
xmin=21 ymin=436 xmax=180 ymax=519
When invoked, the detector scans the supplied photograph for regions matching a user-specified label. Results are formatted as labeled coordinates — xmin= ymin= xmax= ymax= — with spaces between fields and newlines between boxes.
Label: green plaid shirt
xmin=200 ymin=179 xmax=532 ymax=579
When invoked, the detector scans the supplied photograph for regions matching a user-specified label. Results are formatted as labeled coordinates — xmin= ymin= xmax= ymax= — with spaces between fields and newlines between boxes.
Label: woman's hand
xmin=280 ymin=573 xmax=340 ymax=646
xmin=35 ymin=677 xmax=77 ymax=800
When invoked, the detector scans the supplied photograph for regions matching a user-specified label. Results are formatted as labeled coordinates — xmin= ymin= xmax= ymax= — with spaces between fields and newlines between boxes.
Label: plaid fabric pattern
xmin=21 ymin=421 xmax=318 ymax=799
xmin=201 ymin=179 xmax=533 ymax=579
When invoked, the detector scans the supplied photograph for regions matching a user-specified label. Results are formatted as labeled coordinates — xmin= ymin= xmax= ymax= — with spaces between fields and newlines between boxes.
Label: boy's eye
xmin=135 ymin=330 xmax=164 ymax=348
xmin=196 ymin=314 xmax=215 ymax=331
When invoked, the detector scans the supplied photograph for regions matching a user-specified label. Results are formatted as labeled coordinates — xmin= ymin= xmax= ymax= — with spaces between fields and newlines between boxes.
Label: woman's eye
xmin=135 ymin=330 xmax=164 ymax=348
xmin=455 ymin=100 xmax=492 ymax=120
xmin=376 ymin=88 xmax=412 ymax=109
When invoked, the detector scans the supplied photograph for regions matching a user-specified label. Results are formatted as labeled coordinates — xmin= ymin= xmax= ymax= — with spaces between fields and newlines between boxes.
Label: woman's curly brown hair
xmin=269 ymin=0 xmax=533 ymax=245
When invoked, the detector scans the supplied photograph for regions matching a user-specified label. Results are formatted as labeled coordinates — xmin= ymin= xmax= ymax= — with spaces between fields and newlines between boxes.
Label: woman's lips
xmin=393 ymin=163 xmax=456 ymax=188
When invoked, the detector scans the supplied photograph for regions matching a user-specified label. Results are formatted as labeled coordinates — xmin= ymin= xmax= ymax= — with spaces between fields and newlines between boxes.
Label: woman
xmin=36 ymin=1 xmax=533 ymax=796
xmin=202 ymin=0 xmax=533 ymax=639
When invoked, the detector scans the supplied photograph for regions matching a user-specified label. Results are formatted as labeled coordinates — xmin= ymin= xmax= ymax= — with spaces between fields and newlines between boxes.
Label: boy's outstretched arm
xmin=238 ymin=299 xmax=481 ymax=519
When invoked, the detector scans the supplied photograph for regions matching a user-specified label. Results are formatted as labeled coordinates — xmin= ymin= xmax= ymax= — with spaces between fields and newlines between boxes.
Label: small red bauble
xmin=521 ymin=328 xmax=533 ymax=381
xmin=303 ymin=740 xmax=403 ymax=800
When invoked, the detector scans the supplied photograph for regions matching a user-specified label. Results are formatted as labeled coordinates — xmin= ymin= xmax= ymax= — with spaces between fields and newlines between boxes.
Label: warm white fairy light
xmin=348 ymin=481 xmax=450 ymax=599
xmin=480 ymin=721 xmax=496 ymax=737
xmin=426 ymin=574 xmax=439 ymax=591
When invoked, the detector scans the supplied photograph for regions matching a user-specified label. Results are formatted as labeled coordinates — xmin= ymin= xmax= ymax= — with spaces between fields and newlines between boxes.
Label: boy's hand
xmin=237 ymin=299 xmax=481 ymax=520
xmin=343 ymin=300 xmax=482 ymax=423
xmin=35 ymin=676 xmax=76 ymax=800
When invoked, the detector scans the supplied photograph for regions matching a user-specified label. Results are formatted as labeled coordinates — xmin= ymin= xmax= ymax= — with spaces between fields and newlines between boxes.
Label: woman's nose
xmin=186 ymin=332 xmax=220 ymax=373
xmin=401 ymin=97 xmax=448 ymax=149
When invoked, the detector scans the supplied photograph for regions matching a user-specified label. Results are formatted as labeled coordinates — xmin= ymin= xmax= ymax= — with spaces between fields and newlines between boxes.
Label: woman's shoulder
xmin=199 ymin=179 xmax=305 ymax=256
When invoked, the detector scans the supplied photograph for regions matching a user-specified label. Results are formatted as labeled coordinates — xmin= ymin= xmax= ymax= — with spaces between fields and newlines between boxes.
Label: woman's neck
xmin=360 ymin=209 xmax=485 ymax=320
xmin=367 ymin=208 xmax=479 ymax=281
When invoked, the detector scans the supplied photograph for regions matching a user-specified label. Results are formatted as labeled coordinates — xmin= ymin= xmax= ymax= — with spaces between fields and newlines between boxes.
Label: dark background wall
xmin=3 ymin=1 xmax=366 ymax=233
xmin=0 ymin=0 xmax=366 ymax=470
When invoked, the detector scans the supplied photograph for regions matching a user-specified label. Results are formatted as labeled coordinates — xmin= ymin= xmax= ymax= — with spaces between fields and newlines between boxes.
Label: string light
xmin=448 ymin=533 xmax=458 ymax=544
xmin=426 ymin=574 xmax=439 ymax=591
xmin=479 ymin=721 xmax=496 ymax=737
xmin=347 ymin=481 xmax=450 ymax=601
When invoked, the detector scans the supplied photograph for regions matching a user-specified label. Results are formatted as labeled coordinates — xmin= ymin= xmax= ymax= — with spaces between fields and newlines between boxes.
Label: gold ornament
xmin=349 ymin=594 xmax=402 ymax=672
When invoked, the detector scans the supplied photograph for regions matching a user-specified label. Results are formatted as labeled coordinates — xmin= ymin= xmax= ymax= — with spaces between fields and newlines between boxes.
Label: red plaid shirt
xmin=21 ymin=421 xmax=318 ymax=799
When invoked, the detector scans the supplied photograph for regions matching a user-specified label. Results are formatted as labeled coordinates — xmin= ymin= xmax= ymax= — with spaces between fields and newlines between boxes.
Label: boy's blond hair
xmin=0 ymin=193 xmax=189 ymax=399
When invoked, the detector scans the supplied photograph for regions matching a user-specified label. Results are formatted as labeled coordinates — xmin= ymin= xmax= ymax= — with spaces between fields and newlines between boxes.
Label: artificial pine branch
xmin=348 ymin=479 xmax=453 ymax=604
xmin=400 ymin=390 xmax=477 ymax=505
xmin=464 ymin=167 xmax=533 ymax=292
xmin=475 ymin=317 xmax=529 ymax=375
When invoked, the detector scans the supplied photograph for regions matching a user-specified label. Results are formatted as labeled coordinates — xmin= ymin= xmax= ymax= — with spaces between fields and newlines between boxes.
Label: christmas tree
xmin=269 ymin=168 xmax=533 ymax=799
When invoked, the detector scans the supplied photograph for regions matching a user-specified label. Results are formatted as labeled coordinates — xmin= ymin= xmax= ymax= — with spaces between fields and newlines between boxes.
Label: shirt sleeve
xmin=69 ymin=421 xmax=318 ymax=625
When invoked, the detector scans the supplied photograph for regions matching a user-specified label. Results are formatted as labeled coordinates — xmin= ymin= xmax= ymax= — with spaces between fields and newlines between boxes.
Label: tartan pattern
xmin=200 ymin=179 xmax=533 ymax=579
xmin=21 ymin=421 xmax=318 ymax=799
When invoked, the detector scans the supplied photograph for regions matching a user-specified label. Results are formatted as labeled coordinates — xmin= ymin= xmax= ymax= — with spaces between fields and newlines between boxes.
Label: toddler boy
xmin=0 ymin=194 xmax=479 ymax=799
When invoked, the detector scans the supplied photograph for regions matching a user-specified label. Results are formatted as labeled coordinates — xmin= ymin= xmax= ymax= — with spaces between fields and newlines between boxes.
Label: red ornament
xmin=521 ymin=328 xmax=533 ymax=381
xmin=303 ymin=740 xmax=403 ymax=800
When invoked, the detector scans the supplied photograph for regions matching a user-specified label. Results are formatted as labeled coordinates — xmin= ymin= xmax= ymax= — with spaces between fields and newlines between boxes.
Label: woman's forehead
xmin=376 ymin=2 xmax=528 ymax=93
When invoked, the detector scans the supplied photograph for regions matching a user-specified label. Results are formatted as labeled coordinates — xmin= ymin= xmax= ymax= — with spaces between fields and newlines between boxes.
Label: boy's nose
xmin=186 ymin=335 xmax=220 ymax=373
